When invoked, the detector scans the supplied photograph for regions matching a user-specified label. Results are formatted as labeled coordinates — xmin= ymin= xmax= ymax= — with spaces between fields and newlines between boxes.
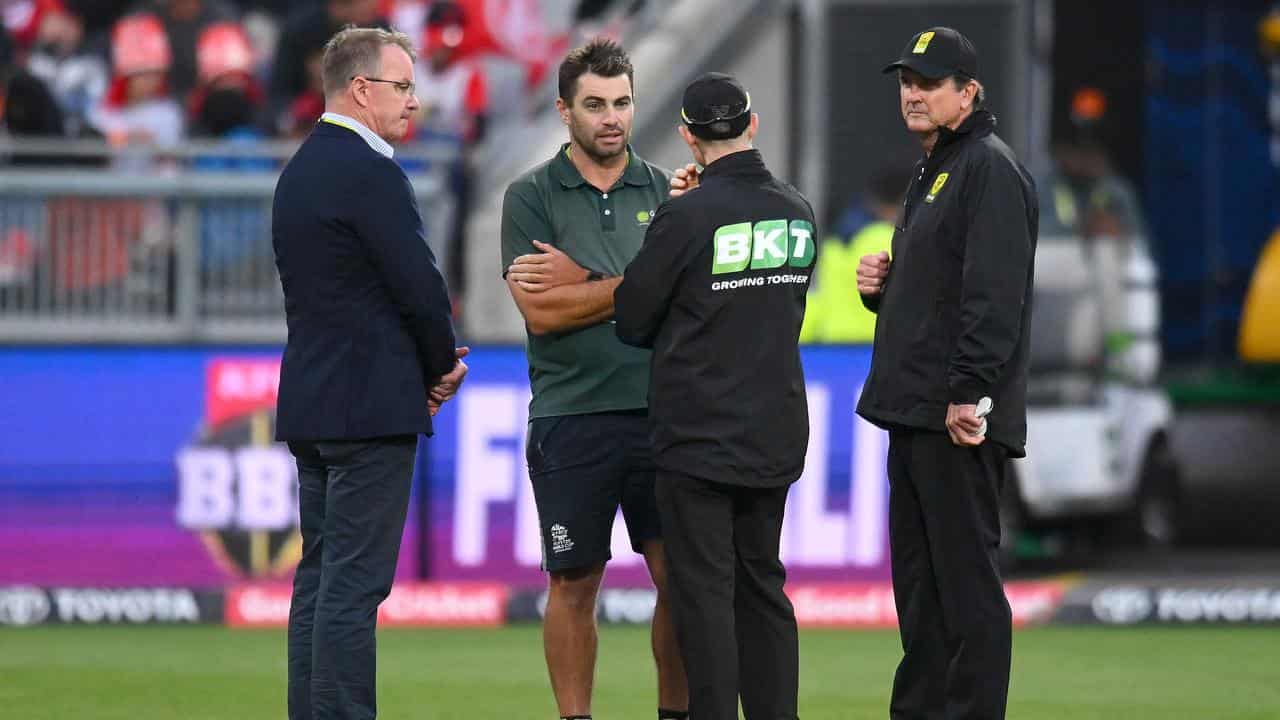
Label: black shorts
xmin=526 ymin=410 xmax=661 ymax=572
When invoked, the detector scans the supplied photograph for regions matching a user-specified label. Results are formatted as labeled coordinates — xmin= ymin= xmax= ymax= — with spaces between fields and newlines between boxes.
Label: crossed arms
xmin=505 ymin=240 xmax=622 ymax=335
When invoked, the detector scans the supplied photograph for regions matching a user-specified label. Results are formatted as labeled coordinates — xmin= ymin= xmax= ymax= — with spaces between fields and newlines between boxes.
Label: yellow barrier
xmin=1239 ymin=227 xmax=1280 ymax=362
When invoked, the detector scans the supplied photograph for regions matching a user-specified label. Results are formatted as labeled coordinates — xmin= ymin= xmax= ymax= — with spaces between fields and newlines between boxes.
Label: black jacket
xmin=615 ymin=150 xmax=817 ymax=487
xmin=273 ymin=122 xmax=457 ymax=441
xmin=856 ymin=111 xmax=1037 ymax=456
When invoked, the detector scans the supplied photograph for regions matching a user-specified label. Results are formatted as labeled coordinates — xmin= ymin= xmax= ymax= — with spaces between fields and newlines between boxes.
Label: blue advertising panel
xmin=0 ymin=348 xmax=422 ymax=587
xmin=0 ymin=346 xmax=889 ymax=588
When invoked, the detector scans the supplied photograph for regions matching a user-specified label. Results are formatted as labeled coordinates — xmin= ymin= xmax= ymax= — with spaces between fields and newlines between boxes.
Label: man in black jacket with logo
xmin=615 ymin=72 xmax=816 ymax=720
xmin=856 ymin=27 xmax=1037 ymax=720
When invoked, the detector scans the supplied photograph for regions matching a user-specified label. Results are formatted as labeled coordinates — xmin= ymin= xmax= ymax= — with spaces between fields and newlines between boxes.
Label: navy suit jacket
xmin=273 ymin=121 xmax=456 ymax=441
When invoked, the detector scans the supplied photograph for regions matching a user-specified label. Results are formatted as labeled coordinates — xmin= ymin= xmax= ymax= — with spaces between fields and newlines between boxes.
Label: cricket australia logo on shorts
xmin=549 ymin=523 xmax=574 ymax=554
xmin=710 ymin=218 xmax=815 ymax=290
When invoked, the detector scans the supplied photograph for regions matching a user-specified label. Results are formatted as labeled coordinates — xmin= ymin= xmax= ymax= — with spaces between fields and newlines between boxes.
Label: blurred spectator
xmin=237 ymin=5 xmax=277 ymax=77
xmin=268 ymin=0 xmax=386 ymax=134
xmin=89 ymin=13 xmax=184 ymax=151
xmin=133 ymin=0 xmax=237 ymax=102
xmin=484 ymin=0 xmax=563 ymax=87
xmin=800 ymin=165 xmax=905 ymax=344
xmin=65 ymin=14 xmax=178 ymax=312
xmin=192 ymin=79 xmax=260 ymax=142
xmin=388 ymin=0 xmax=429 ymax=53
xmin=61 ymin=0 xmax=132 ymax=40
xmin=399 ymin=0 xmax=564 ymax=89
xmin=227 ymin=0 xmax=292 ymax=18
xmin=2 ymin=0 xmax=66 ymax=54
xmin=2 ymin=68 xmax=79 ymax=168
xmin=1041 ymin=86 xmax=1146 ymax=240
xmin=189 ymin=20 xmax=270 ymax=262
xmin=26 ymin=5 xmax=107 ymax=136
xmin=416 ymin=0 xmax=488 ymax=304
xmin=1042 ymin=87 xmax=1157 ymax=383
xmin=187 ymin=20 xmax=262 ymax=139
xmin=418 ymin=1 xmax=487 ymax=142
xmin=0 ymin=19 xmax=39 ymax=291
xmin=277 ymin=43 xmax=323 ymax=137
xmin=188 ymin=22 xmax=273 ymax=310
xmin=4 ymin=68 xmax=62 ymax=136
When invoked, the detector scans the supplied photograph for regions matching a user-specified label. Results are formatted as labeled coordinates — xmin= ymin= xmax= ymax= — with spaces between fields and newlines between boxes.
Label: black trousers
xmin=285 ymin=436 xmax=418 ymax=720
xmin=656 ymin=471 xmax=799 ymax=720
xmin=887 ymin=430 xmax=1011 ymax=720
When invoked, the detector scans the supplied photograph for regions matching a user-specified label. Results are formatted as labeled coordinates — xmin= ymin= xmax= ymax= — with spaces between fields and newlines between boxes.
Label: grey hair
xmin=321 ymin=26 xmax=416 ymax=98
xmin=952 ymin=75 xmax=985 ymax=107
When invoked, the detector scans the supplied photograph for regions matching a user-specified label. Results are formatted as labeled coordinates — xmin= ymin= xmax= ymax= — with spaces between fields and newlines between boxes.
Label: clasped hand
xmin=428 ymin=347 xmax=470 ymax=416
xmin=945 ymin=403 xmax=985 ymax=447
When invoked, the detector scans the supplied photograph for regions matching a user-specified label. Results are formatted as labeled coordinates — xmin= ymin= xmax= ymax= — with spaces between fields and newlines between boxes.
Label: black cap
xmin=681 ymin=72 xmax=751 ymax=140
xmin=882 ymin=27 xmax=978 ymax=80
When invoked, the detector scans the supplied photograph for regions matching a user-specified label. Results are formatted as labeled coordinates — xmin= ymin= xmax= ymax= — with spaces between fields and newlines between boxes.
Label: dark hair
xmin=198 ymin=87 xmax=255 ymax=137
xmin=951 ymin=74 xmax=985 ymax=107
xmin=557 ymin=37 xmax=633 ymax=106
xmin=4 ymin=70 xmax=64 ymax=137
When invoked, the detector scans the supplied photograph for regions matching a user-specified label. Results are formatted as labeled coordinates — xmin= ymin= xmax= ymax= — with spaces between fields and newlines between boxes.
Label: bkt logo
xmin=712 ymin=219 xmax=815 ymax=275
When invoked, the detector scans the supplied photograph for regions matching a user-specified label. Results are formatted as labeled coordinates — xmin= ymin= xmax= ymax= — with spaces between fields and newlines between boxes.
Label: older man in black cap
xmin=855 ymin=27 xmax=1038 ymax=720
xmin=614 ymin=72 xmax=817 ymax=720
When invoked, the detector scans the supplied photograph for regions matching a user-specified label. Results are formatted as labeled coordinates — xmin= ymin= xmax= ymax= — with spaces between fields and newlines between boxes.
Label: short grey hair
xmin=952 ymin=75 xmax=986 ymax=107
xmin=321 ymin=26 xmax=416 ymax=97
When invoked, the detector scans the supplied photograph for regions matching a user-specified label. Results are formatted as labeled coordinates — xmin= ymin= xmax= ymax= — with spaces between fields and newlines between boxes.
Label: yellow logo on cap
xmin=925 ymin=172 xmax=949 ymax=203
xmin=913 ymin=31 xmax=935 ymax=54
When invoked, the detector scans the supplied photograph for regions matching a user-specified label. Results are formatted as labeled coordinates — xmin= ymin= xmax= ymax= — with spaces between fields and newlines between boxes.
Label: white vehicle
xmin=1003 ymin=230 xmax=1181 ymax=560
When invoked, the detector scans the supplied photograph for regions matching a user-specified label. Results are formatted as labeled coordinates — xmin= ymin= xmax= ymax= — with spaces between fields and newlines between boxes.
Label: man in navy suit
xmin=272 ymin=26 xmax=467 ymax=720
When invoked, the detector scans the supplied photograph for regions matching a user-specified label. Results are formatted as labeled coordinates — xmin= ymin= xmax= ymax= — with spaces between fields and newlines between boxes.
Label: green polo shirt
xmin=501 ymin=144 xmax=670 ymax=419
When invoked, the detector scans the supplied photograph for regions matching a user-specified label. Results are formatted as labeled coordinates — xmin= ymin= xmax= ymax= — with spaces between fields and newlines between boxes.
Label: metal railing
xmin=0 ymin=150 xmax=454 ymax=344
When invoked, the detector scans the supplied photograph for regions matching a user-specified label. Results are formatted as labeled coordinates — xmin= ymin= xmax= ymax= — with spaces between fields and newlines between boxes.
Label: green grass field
xmin=2 ymin=625 xmax=1278 ymax=719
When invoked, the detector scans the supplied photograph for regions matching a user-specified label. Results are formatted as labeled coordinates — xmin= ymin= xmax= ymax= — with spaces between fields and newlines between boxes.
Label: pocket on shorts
xmin=526 ymin=415 xmax=568 ymax=474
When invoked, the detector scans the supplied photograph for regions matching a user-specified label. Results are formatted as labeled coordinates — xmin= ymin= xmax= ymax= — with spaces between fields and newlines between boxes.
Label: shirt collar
xmin=934 ymin=109 xmax=996 ymax=152
xmin=552 ymin=143 xmax=649 ymax=189
xmin=699 ymin=148 xmax=768 ymax=181
xmin=320 ymin=112 xmax=394 ymax=159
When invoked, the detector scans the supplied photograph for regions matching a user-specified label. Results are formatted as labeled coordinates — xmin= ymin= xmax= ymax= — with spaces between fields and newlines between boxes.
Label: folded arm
xmin=506 ymin=274 xmax=621 ymax=336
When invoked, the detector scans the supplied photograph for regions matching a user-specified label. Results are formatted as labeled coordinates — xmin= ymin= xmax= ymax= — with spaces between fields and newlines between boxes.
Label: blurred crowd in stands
xmin=0 ymin=0 xmax=648 ymax=148
xmin=0 ymin=0 xmax=650 ymax=321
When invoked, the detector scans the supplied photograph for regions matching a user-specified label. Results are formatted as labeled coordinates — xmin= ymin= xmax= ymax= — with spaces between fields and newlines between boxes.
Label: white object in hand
xmin=974 ymin=396 xmax=993 ymax=437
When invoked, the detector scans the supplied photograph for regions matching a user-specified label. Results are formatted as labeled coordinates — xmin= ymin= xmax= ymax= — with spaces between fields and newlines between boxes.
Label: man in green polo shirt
xmin=500 ymin=39 xmax=688 ymax=720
